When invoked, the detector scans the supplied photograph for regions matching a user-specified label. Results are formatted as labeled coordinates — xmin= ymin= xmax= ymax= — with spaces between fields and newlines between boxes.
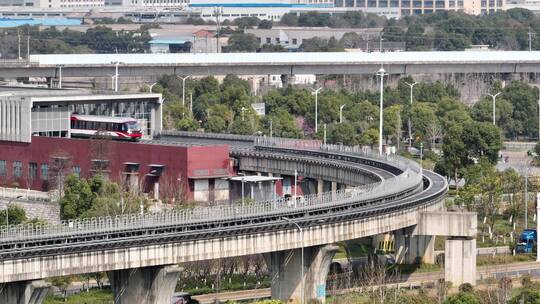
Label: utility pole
xmin=377 ymin=67 xmax=388 ymax=155
xmin=404 ymin=81 xmax=418 ymax=150
xmin=487 ymin=92 xmax=501 ymax=125
xmin=309 ymin=87 xmax=323 ymax=133
xmin=379 ymin=34 xmax=384 ymax=52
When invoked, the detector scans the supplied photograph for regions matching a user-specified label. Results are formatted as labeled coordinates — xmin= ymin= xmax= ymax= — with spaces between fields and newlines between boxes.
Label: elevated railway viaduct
xmin=0 ymin=133 xmax=475 ymax=304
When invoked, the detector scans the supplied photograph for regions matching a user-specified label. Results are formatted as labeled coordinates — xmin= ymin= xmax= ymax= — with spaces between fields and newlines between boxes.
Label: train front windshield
xmin=127 ymin=121 xmax=140 ymax=132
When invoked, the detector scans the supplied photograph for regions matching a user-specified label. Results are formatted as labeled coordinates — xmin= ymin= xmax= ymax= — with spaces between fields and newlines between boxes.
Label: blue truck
xmin=516 ymin=229 xmax=537 ymax=253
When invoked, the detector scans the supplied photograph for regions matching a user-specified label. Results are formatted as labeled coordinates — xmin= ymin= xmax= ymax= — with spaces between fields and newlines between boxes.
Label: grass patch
xmin=390 ymin=263 xmax=442 ymax=274
xmin=477 ymin=253 xmax=535 ymax=266
xmin=44 ymin=288 xmax=112 ymax=304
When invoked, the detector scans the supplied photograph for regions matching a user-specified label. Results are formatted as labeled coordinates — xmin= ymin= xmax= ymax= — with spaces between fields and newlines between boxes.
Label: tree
xmin=264 ymin=109 xmax=302 ymax=138
xmin=51 ymin=276 xmax=73 ymax=301
xmin=329 ymin=122 xmax=357 ymax=145
xmin=0 ymin=205 xmax=27 ymax=226
xmin=176 ymin=117 xmax=199 ymax=131
xmin=227 ymin=33 xmax=259 ymax=52
xmin=443 ymin=292 xmax=480 ymax=304
xmin=59 ymin=174 xmax=95 ymax=220
xmin=436 ymin=124 xmax=470 ymax=187
xmin=258 ymin=20 xmax=273 ymax=29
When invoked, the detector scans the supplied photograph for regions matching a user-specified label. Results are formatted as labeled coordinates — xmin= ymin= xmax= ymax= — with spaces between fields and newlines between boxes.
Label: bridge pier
xmin=445 ymin=237 xmax=476 ymax=287
xmin=0 ymin=280 xmax=50 ymax=304
xmin=317 ymin=179 xmax=324 ymax=195
xmin=107 ymin=265 xmax=182 ymax=304
xmin=265 ymin=244 xmax=339 ymax=304
xmin=280 ymin=74 xmax=295 ymax=87
xmin=394 ymin=228 xmax=435 ymax=264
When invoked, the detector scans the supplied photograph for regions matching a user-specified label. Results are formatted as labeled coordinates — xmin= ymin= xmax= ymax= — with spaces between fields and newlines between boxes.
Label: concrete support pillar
xmin=317 ymin=179 xmax=324 ymax=196
xmin=280 ymin=74 xmax=295 ymax=87
xmin=265 ymin=245 xmax=339 ymax=304
xmin=331 ymin=181 xmax=337 ymax=200
xmin=394 ymin=228 xmax=435 ymax=264
xmin=445 ymin=238 xmax=476 ymax=287
xmin=0 ymin=280 xmax=50 ymax=304
xmin=108 ymin=265 xmax=182 ymax=304
xmin=153 ymin=181 xmax=159 ymax=201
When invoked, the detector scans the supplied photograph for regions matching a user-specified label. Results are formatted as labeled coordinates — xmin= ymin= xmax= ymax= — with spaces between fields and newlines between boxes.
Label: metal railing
xmin=0 ymin=136 xmax=423 ymax=242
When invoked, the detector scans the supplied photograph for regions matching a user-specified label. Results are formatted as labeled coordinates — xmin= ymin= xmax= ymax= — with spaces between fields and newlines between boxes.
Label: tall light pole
xmin=487 ymin=92 xmax=501 ymax=125
xmin=339 ymin=104 xmax=345 ymax=124
xmin=148 ymin=82 xmax=158 ymax=92
xmin=376 ymin=67 xmax=388 ymax=155
xmin=111 ymin=61 xmax=122 ymax=92
xmin=241 ymin=107 xmax=246 ymax=121
xmin=309 ymin=87 xmax=322 ymax=133
xmin=238 ymin=172 xmax=245 ymax=205
xmin=404 ymin=81 xmax=418 ymax=149
xmin=269 ymin=119 xmax=273 ymax=138
xmin=57 ymin=65 xmax=63 ymax=89
xmin=282 ymin=217 xmax=304 ymax=304
xmin=178 ymin=75 xmax=191 ymax=106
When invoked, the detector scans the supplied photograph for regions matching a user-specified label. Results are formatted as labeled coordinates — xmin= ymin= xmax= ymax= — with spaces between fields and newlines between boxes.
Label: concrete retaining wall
xmin=0 ymin=199 xmax=60 ymax=224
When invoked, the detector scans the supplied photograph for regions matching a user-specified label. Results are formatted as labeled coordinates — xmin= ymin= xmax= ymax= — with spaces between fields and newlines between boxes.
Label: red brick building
xmin=0 ymin=137 xmax=232 ymax=202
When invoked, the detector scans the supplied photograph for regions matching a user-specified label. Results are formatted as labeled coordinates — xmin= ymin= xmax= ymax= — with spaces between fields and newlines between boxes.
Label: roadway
xmin=2 ymin=51 xmax=540 ymax=78
xmin=193 ymin=261 xmax=540 ymax=304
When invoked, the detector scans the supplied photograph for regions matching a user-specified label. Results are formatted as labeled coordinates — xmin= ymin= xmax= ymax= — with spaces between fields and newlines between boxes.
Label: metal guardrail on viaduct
xmin=2 ymin=51 xmax=540 ymax=78
xmin=0 ymin=132 xmax=462 ymax=304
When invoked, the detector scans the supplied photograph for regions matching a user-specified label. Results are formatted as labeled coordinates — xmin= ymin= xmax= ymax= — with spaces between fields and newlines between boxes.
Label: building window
xmin=13 ymin=161 xmax=22 ymax=178
xmin=72 ymin=166 xmax=81 ymax=178
xmin=29 ymin=162 xmax=38 ymax=180
xmin=292 ymin=38 xmax=298 ymax=45
xmin=266 ymin=37 xmax=271 ymax=43
xmin=41 ymin=163 xmax=48 ymax=180
xmin=275 ymin=37 xmax=280 ymax=43
xmin=0 ymin=160 xmax=6 ymax=177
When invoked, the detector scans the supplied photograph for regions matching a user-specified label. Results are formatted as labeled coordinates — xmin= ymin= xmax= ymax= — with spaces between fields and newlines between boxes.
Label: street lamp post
xmin=294 ymin=169 xmax=298 ymax=199
xmin=376 ymin=68 xmax=388 ymax=155
xmin=309 ymin=87 xmax=323 ymax=133
xmin=487 ymin=92 xmax=501 ymax=125
xmin=178 ymin=75 xmax=191 ymax=106
xmin=339 ymin=104 xmax=345 ymax=124
xmin=241 ymin=107 xmax=246 ymax=121
xmin=57 ymin=65 xmax=63 ymax=89
xmin=238 ymin=172 xmax=245 ymax=205
xmin=148 ymin=82 xmax=158 ymax=92
xmin=111 ymin=61 xmax=122 ymax=92
xmin=269 ymin=119 xmax=273 ymax=138
xmin=404 ymin=81 xmax=418 ymax=149
xmin=282 ymin=217 xmax=304 ymax=304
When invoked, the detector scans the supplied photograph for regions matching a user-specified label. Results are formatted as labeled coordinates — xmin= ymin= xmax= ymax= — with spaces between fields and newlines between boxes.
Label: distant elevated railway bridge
xmin=1 ymin=51 xmax=539 ymax=81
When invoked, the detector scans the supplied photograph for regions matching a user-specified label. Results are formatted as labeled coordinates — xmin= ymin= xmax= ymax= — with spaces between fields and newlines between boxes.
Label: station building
xmin=0 ymin=87 xmax=233 ymax=203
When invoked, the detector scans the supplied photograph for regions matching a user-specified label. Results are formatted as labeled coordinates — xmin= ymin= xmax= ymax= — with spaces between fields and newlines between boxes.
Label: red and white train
xmin=70 ymin=114 xmax=143 ymax=141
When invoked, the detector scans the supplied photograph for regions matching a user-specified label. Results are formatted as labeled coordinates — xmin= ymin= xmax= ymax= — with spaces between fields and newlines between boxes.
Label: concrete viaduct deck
xmin=1 ymin=51 xmax=540 ymax=78
xmin=0 ymin=133 xmax=466 ymax=304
